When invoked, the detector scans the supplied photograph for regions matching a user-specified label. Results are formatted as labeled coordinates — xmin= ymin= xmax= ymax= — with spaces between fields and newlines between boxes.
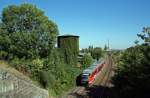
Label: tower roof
xmin=58 ymin=34 xmax=79 ymax=38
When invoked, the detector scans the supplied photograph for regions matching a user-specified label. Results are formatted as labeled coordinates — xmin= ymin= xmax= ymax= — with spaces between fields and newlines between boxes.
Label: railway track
xmin=97 ymin=56 xmax=113 ymax=98
xmin=92 ymin=56 xmax=112 ymax=85
xmin=100 ymin=56 xmax=112 ymax=86
xmin=84 ymin=55 xmax=113 ymax=98
xmin=64 ymin=55 xmax=113 ymax=98
xmin=62 ymin=86 xmax=86 ymax=98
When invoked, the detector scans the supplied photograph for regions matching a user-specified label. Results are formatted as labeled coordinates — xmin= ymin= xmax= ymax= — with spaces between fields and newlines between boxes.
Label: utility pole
xmin=107 ymin=39 xmax=110 ymax=50
xmin=0 ymin=14 xmax=1 ymax=22
xmin=23 ymin=0 xmax=27 ymax=3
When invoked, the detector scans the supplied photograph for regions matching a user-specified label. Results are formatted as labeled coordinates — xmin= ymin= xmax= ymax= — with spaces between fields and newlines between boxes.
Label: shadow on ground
xmin=86 ymin=85 xmax=114 ymax=98
xmin=68 ymin=92 xmax=87 ymax=98
xmin=68 ymin=85 xmax=114 ymax=98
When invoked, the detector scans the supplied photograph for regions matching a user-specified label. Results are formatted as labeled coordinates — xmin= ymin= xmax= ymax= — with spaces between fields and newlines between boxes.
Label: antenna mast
xmin=108 ymin=39 xmax=110 ymax=49
xmin=23 ymin=0 xmax=27 ymax=3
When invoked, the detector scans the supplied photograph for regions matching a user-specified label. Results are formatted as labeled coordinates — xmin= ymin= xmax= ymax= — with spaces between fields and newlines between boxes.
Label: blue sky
xmin=0 ymin=0 xmax=150 ymax=49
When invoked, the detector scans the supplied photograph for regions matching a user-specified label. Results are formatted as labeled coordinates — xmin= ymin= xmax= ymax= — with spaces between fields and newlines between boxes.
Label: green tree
xmin=134 ymin=40 xmax=139 ymax=45
xmin=104 ymin=44 xmax=108 ymax=50
xmin=82 ymin=53 xmax=93 ymax=67
xmin=59 ymin=36 xmax=79 ymax=65
xmin=80 ymin=46 xmax=103 ymax=60
xmin=137 ymin=27 xmax=150 ymax=44
xmin=0 ymin=4 xmax=58 ymax=59
xmin=91 ymin=47 xmax=103 ymax=61
xmin=112 ymin=27 xmax=150 ymax=98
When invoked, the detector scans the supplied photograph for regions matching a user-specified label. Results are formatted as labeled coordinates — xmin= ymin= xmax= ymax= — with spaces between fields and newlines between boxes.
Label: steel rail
xmin=99 ymin=55 xmax=113 ymax=98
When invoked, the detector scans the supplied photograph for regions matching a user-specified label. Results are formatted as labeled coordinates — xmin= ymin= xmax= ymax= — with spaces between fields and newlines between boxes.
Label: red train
xmin=81 ymin=60 xmax=105 ymax=86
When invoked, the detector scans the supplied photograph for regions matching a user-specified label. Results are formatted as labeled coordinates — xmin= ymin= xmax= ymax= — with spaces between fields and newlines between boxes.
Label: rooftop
xmin=58 ymin=34 xmax=79 ymax=37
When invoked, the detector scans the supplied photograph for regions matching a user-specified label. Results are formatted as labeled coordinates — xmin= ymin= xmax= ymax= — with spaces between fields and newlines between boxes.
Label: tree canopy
xmin=82 ymin=53 xmax=93 ymax=67
xmin=137 ymin=27 xmax=150 ymax=44
xmin=0 ymin=4 xmax=59 ymax=59
xmin=112 ymin=27 xmax=150 ymax=98
xmin=80 ymin=46 xmax=103 ymax=60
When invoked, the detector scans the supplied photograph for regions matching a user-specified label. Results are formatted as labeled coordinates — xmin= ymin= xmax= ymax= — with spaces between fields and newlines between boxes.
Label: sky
xmin=0 ymin=0 xmax=150 ymax=49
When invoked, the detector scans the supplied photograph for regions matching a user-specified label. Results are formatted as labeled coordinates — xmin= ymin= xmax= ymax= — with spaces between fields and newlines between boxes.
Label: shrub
xmin=0 ymin=51 xmax=8 ymax=60
xmin=39 ymin=71 xmax=49 ymax=88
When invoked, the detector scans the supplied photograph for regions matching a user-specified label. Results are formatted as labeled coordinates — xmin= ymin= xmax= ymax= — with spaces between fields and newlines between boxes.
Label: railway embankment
xmin=0 ymin=65 xmax=49 ymax=98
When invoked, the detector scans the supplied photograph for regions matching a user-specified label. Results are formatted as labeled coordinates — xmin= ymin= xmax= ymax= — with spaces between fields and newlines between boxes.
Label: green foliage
xmin=111 ymin=50 xmax=123 ymax=65
xmin=42 ymin=49 xmax=81 ymax=96
xmin=113 ymin=45 xmax=150 ymax=98
xmin=39 ymin=71 xmax=50 ymax=88
xmin=0 ymin=51 xmax=8 ymax=59
xmin=9 ymin=49 xmax=81 ymax=96
xmin=81 ymin=46 xmax=103 ymax=60
xmin=134 ymin=40 xmax=139 ymax=45
xmin=137 ymin=27 xmax=150 ymax=44
xmin=0 ymin=3 xmax=58 ymax=59
xmin=112 ymin=27 xmax=150 ymax=98
xmin=104 ymin=44 xmax=108 ymax=50
xmin=0 ymin=3 xmax=81 ymax=97
xmin=10 ymin=57 xmax=31 ymax=75
xmin=91 ymin=47 xmax=103 ymax=60
xmin=10 ymin=58 xmax=43 ymax=76
xmin=59 ymin=37 xmax=79 ymax=65
xmin=82 ymin=53 xmax=93 ymax=67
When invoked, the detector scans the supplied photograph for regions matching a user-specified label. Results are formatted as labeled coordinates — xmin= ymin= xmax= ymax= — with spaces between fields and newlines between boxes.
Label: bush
xmin=82 ymin=53 xmax=93 ymax=67
xmin=41 ymin=49 xmax=81 ymax=96
xmin=0 ymin=51 xmax=8 ymax=60
xmin=8 ymin=48 xmax=81 ymax=97
xmin=39 ymin=71 xmax=49 ymax=88
xmin=112 ymin=44 xmax=150 ymax=98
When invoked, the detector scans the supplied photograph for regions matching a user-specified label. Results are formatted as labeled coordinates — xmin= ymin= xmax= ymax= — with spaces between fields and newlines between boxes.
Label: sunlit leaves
xmin=0 ymin=3 xmax=58 ymax=59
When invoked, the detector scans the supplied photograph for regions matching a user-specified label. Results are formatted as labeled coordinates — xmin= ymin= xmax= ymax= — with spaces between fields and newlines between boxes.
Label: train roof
xmin=82 ymin=69 xmax=92 ymax=74
xmin=83 ymin=64 xmax=96 ymax=74
xmin=82 ymin=59 xmax=104 ymax=74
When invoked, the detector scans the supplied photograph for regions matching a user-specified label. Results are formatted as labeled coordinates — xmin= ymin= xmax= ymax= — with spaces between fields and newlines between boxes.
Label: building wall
xmin=57 ymin=35 xmax=79 ymax=65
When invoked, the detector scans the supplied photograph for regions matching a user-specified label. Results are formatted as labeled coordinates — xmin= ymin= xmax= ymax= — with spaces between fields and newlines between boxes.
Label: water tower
xmin=57 ymin=34 xmax=79 ymax=65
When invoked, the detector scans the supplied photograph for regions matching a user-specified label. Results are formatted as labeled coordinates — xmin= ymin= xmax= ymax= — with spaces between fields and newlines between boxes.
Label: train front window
xmin=82 ymin=75 xmax=88 ymax=81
